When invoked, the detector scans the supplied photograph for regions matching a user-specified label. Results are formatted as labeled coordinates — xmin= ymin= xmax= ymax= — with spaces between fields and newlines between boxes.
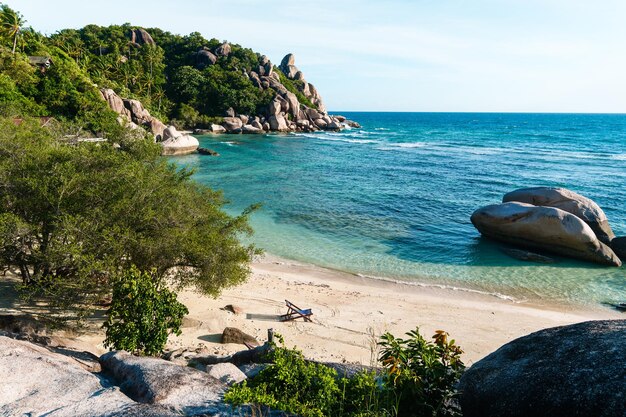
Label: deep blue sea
xmin=176 ymin=112 xmax=626 ymax=308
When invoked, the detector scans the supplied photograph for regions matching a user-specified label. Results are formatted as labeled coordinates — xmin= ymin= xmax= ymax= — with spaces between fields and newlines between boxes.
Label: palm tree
xmin=0 ymin=5 xmax=25 ymax=54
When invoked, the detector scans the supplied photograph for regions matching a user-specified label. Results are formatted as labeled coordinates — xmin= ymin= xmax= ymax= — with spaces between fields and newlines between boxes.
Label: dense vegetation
xmin=103 ymin=266 xmax=189 ymax=356
xmin=225 ymin=329 xmax=465 ymax=417
xmin=0 ymin=3 xmax=280 ymax=134
xmin=0 ymin=117 xmax=258 ymax=320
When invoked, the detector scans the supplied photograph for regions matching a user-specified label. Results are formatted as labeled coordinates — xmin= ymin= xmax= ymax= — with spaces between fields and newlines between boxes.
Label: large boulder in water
xmin=160 ymin=126 xmax=199 ymax=156
xmin=503 ymin=187 xmax=615 ymax=244
xmin=609 ymin=236 xmax=626 ymax=261
xmin=470 ymin=202 xmax=621 ymax=266
xmin=458 ymin=320 xmax=626 ymax=417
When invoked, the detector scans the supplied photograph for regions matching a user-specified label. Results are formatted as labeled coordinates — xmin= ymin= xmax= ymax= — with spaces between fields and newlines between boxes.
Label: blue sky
xmin=17 ymin=0 xmax=626 ymax=112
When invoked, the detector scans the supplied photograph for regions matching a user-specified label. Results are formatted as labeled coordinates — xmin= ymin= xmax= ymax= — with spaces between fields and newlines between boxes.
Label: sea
xmin=176 ymin=112 xmax=626 ymax=309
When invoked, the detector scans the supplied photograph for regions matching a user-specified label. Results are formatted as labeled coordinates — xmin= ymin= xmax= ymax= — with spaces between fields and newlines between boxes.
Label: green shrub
xmin=379 ymin=328 xmax=465 ymax=417
xmin=103 ymin=266 xmax=188 ymax=356
xmin=225 ymin=340 xmax=341 ymax=417
xmin=225 ymin=328 xmax=464 ymax=417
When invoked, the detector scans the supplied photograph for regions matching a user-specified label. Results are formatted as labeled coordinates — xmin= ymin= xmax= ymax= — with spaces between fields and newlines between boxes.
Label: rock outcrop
xmin=130 ymin=28 xmax=155 ymax=46
xmin=471 ymin=202 xmax=621 ymax=266
xmin=458 ymin=320 xmax=626 ymax=417
xmin=100 ymin=351 xmax=227 ymax=415
xmin=0 ymin=336 xmax=180 ymax=417
xmin=503 ymin=187 xmax=615 ymax=244
xmin=201 ymin=52 xmax=358 ymax=135
xmin=100 ymin=88 xmax=166 ymax=139
xmin=160 ymin=126 xmax=199 ymax=155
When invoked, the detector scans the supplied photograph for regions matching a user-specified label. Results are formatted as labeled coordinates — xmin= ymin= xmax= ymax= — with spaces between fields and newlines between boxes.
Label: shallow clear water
xmin=175 ymin=112 xmax=626 ymax=307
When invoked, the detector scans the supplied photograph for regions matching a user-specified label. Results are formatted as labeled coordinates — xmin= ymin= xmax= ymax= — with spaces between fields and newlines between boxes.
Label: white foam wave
xmin=611 ymin=153 xmax=626 ymax=160
xmin=355 ymin=273 xmax=522 ymax=302
xmin=389 ymin=142 xmax=428 ymax=148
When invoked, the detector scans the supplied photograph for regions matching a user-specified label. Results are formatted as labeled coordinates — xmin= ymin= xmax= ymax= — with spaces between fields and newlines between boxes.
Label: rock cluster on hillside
xmin=471 ymin=187 xmax=622 ymax=266
xmin=195 ymin=50 xmax=359 ymax=135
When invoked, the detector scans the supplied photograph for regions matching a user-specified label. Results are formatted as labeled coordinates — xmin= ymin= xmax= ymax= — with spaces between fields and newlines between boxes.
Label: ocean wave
xmin=374 ymin=127 xmax=390 ymax=131
xmin=223 ymin=141 xmax=237 ymax=146
xmin=388 ymin=142 xmax=428 ymax=148
xmin=355 ymin=273 xmax=522 ymax=302
xmin=610 ymin=153 xmax=626 ymax=160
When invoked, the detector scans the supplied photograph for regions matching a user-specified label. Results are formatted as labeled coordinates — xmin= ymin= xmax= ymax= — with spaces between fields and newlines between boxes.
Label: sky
xmin=15 ymin=0 xmax=626 ymax=113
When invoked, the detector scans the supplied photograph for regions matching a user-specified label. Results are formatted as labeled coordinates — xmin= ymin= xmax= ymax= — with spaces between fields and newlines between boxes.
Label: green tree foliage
xmin=225 ymin=328 xmax=465 ymax=417
xmin=103 ymin=266 xmax=189 ymax=356
xmin=0 ymin=4 xmax=25 ymax=54
xmin=0 ymin=118 xmax=258 ymax=319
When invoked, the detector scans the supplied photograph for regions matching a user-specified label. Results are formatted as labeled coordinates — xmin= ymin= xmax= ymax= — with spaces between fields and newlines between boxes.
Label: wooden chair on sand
xmin=280 ymin=300 xmax=313 ymax=322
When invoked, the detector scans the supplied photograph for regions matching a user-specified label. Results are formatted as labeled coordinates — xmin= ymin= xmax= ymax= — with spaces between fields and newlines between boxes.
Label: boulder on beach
xmin=458 ymin=320 xmax=626 ymax=417
xmin=470 ymin=202 xmax=621 ymax=266
xmin=503 ymin=187 xmax=615 ymax=244
xmin=221 ymin=327 xmax=259 ymax=346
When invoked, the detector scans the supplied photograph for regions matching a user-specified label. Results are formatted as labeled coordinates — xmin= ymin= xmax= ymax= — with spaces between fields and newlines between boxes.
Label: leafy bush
xmin=225 ymin=339 xmax=341 ymax=417
xmin=103 ymin=266 xmax=188 ymax=356
xmin=225 ymin=328 xmax=465 ymax=417
xmin=379 ymin=329 xmax=465 ymax=417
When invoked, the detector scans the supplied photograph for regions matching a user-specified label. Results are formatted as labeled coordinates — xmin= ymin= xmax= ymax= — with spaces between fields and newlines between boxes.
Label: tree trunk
xmin=12 ymin=35 xmax=17 ymax=54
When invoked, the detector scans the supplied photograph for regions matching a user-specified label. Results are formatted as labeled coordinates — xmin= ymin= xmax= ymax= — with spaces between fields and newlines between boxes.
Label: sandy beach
xmin=165 ymin=255 xmax=622 ymax=365
xmin=1 ymin=254 xmax=621 ymax=365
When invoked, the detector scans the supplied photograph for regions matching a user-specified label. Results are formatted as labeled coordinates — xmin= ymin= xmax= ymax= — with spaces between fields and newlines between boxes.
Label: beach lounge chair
xmin=280 ymin=300 xmax=313 ymax=322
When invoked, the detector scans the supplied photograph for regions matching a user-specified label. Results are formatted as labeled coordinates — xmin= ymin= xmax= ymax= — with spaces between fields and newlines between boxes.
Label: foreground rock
xmin=471 ymin=202 xmax=621 ymax=266
xmin=0 ymin=336 xmax=180 ymax=417
xmin=160 ymin=126 xmax=199 ymax=155
xmin=459 ymin=320 xmax=626 ymax=417
xmin=100 ymin=351 xmax=227 ymax=415
xmin=503 ymin=187 xmax=615 ymax=244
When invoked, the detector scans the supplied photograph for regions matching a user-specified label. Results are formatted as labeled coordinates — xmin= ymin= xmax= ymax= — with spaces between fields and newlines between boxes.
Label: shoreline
xmin=165 ymin=254 xmax=622 ymax=365
xmin=0 ymin=253 xmax=622 ymax=365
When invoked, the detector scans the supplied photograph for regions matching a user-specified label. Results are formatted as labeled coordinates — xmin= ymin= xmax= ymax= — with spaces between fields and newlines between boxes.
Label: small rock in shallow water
xmin=500 ymin=247 xmax=556 ymax=263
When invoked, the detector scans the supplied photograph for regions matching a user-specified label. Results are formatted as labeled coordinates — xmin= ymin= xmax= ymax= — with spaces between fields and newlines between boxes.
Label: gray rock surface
xmin=471 ymin=202 xmax=621 ymax=266
xmin=609 ymin=236 xmax=626 ymax=261
xmin=100 ymin=351 xmax=226 ymax=415
xmin=500 ymin=247 xmax=556 ymax=263
xmin=458 ymin=320 xmax=626 ymax=417
xmin=206 ymin=363 xmax=247 ymax=385
xmin=0 ymin=336 xmax=151 ymax=417
xmin=196 ymin=48 xmax=217 ymax=68
xmin=215 ymin=42 xmax=231 ymax=57
xmin=160 ymin=126 xmax=199 ymax=155
xmin=130 ymin=28 xmax=155 ymax=46
xmin=268 ymin=114 xmax=289 ymax=131
xmin=221 ymin=327 xmax=259 ymax=346
xmin=503 ymin=187 xmax=615 ymax=244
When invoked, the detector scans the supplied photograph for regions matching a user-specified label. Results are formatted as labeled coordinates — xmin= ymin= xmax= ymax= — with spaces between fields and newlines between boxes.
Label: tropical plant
xmin=225 ymin=328 xmax=464 ymax=417
xmin=378 ymin=328 xmax=465 ymax=417
xmin=0 ymin=4 xmax=25 ymax=54
xmin=103 ymin=266 xmax=189 ymax=356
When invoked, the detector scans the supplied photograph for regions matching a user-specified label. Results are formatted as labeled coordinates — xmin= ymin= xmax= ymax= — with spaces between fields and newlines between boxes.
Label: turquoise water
xmin=176 ymin=113 xmax=626 ymax=308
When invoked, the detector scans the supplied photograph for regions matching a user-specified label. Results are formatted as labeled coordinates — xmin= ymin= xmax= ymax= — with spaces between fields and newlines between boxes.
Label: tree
xmin=0 ymin=118 xmax=258 ymax=319
xmin=103 ymin=266 xmax=188 ymax=356
xmin=0 ymin=4 xmax=25 ymax=54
